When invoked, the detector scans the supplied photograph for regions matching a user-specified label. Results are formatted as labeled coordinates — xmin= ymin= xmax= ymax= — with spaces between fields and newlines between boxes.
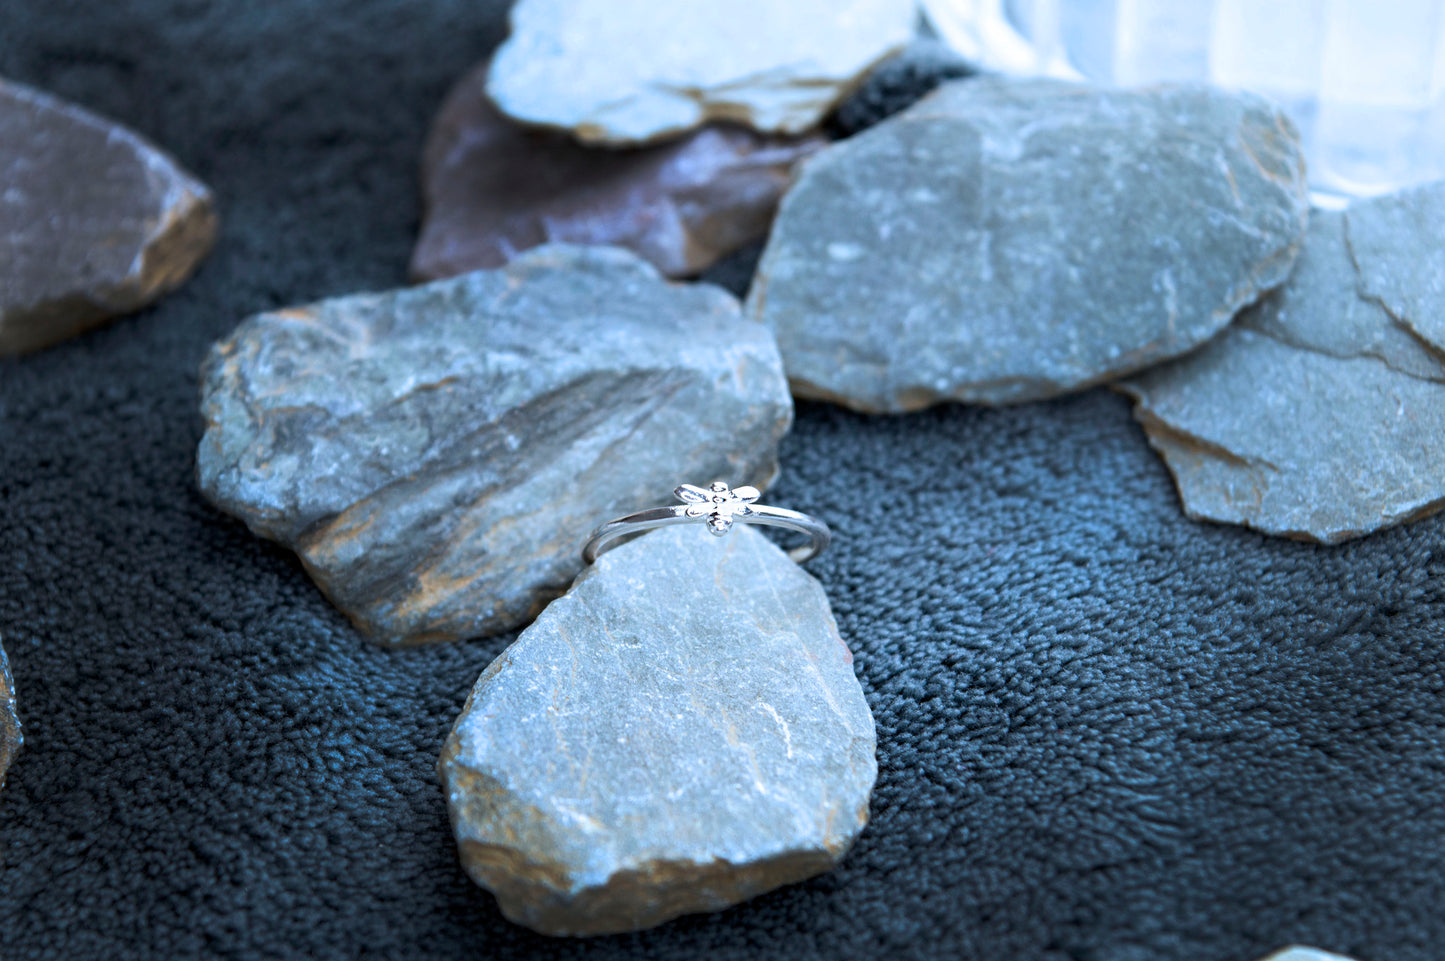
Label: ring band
xmin=582 ymin=481 xmax=831 ymax=565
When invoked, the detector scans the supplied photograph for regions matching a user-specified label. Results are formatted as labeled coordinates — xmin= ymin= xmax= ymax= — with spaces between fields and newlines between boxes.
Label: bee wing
xmin=674 ymin=483 xmax=711 ymax=504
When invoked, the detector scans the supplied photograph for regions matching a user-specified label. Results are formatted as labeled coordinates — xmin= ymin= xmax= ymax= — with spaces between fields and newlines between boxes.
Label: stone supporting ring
xmin=582 ymin=481 xmax=831 ymax=565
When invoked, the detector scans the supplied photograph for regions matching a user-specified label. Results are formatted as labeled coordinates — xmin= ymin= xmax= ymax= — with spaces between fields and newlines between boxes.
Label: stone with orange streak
xmin=196 ymin=245 xmax=792 ymax=645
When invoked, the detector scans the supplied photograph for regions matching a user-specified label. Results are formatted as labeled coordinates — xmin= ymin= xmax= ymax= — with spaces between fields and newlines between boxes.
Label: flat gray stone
xmin=440 ymin=524 xmax=875 ymax=936
xmin=1118 ymin=204 xmax=1445 ymax=543
xmin=197 ymin=245 xmax=792 ymax=645
xmin=411 ymin=60 xmax=824 ymax=282
xmin=747 ymin=77 xmax=1310 ymax=412
xmin=486 ymin=0 xmax=917 ymax=146
xmin=1346 ymin=179 xmax=1445 ymax=353
xmin=1 ymin=639 xmax=19 ymax=791
xmin=0 ymin=78 xmax=216 ymax=355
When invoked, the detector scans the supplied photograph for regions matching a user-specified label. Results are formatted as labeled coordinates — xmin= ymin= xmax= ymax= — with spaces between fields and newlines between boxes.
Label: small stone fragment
xmin=748 ymin=77 xmax=1310 ymax=412
xmin=0 ymin=78 xmax=217 ymax=355
xmin=1345 ymin=179 xmax=1445 ymax=353
xmin=197 ymin=245 xmax=792 ymax=645
xmin=410 ymin=60 xmax=825 ymax=282
xmin=1118 ymin=202 xmax=1445 ymax=543
xmin=440 ymin=524 xmax=875 ymax=936
xmin=486 ymin=0 xmax=918 ymax=146
xmin=1 ymin=640 xmax=19 ymax=790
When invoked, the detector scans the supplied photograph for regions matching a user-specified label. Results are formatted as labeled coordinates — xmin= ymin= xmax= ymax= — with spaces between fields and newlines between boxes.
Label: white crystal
xmin=921 ymin=0 xmax=1445 ymax=200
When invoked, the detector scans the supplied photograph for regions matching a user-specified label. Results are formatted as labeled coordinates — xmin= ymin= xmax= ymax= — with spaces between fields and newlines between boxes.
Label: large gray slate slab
xmin=0 ymin=78 xmax=216 ymax=355
xmin=486 ymin=0 xmax=917 ymax=146
xmin=197 ymin=245 xmax=792 ymax=645
xmin=0 ymin=640 xmax=18 ymax=791
xmin=411 ymin=60 xmax=824 ymax=282
xmin=747 ymin=77 xmax=1310 ymax=412
xmin=440 ymin=524 xmax=876 ymax=936
xmin=1118 ymin=199 xmax=1445 ymax=543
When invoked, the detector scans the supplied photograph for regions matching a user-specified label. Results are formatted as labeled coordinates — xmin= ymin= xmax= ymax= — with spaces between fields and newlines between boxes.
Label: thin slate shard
xmin=410 ymin=60 xmax=825 ymax=282
xmin=748 ymin=77 xmax=1310 ymax=412
xmin=1344 ymin=179 xmax=1445 ymax=354
xmin=440 ymin=525 xmax=876 ymax=936
xmin=1119 ymin=202 xmax=1445 ymax=544
xmin=1 ymin=640 xmax=19 ymax=790
xmin=196 ymin=245 xmax=793 ymax=645
xmin=0 ymin=78 xmax=216 ymax=354
xmin=485 ymin=0 xmax=917 ymax=145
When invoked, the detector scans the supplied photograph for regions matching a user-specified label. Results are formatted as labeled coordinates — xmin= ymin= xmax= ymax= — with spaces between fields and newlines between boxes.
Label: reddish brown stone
xmin=0 ymin=78 xmax=217 ymax=355
xmin=409 ymin=62 xmax=825 ymax=282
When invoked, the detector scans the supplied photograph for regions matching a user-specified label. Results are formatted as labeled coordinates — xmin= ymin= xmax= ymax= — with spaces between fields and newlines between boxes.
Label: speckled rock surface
xmin=1118 ymin=202 xmax=1445 ymax=543
xmin=486 ymin=0 xmax=918 ymax=145
xmin=688 ymin=38 xmax=977 ymax=297
xmin=410 ymin=60 xmax=824 ymax=281
xmin=0 ymin=78 xmax=216 ymax=355
xmin=0 ymin=640 xmax=18 ymax=791
xmin=1347 ymin=179 xmax=1445 ymax=352
xmin=440 ymin=524 xmax=876 ymax=936
xmin=197 ymin=245 xmax=792 ymax=645
xmin=748 ymin=77 xmax=1309 ymax=412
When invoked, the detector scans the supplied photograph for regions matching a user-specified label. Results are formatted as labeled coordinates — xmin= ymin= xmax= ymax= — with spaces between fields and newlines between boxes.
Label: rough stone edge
xmin=484 ymin=6 xmax=918 ymax=147
xmin=1116 ymin=362 xmax=1445 ymax=545
xmin=408 ymin=61 xmax=830 ymax=283
xmin=1115 ymin=173 xmax=1445 ymax=546
xmin=437 ymin=527 xmax=873 ymax=935
xmin=0 ymin=78 xmax=219 ymax=355
xmin=1341 ymin=193 xmax=1445 ymax=361
xmin=0 ymin=638 xmax=20 ymax=792
xmin=748 ymin=81 xmax=1309 ymax=412
xmin=196 ymin=246 xmax=794 ymax=645
xmin=445 ymin=749 xmax=848 ymax=937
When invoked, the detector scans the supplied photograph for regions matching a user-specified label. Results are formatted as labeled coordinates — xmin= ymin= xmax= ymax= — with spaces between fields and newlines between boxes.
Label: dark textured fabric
xmin=2 ymin=3 xmax=1443 ymax=959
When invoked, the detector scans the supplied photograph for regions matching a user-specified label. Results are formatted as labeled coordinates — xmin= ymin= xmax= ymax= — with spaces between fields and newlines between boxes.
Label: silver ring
xmin=582 ymin=481 xmax=831 ymax=565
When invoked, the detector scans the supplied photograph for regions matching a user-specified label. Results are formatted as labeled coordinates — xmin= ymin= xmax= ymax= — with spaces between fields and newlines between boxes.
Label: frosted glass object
xmin=920 ymin=0 xmax=1445 ymax=200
